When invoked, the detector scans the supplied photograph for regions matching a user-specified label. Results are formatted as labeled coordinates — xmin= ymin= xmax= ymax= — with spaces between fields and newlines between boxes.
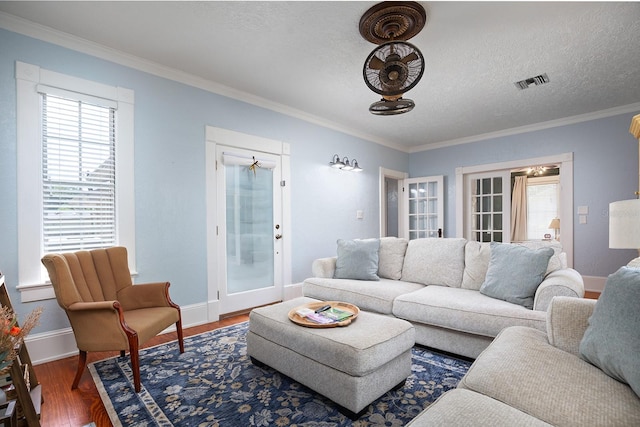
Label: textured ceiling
xmin=1 ymin=1 xmax=639 ymax=152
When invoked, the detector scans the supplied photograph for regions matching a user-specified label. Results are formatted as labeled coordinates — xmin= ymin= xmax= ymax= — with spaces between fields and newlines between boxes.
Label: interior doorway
xmin=379 ymin=168 xmax=408 ymax=238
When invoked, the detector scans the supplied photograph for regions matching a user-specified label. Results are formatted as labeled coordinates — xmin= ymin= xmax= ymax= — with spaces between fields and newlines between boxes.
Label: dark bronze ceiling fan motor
xmin=359 ymin=2 xmax=427 ymax=115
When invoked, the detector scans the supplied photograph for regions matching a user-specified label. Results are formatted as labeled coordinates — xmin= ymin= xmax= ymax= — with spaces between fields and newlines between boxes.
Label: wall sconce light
xmin=329 ymin=154 xmax=363 ymax=172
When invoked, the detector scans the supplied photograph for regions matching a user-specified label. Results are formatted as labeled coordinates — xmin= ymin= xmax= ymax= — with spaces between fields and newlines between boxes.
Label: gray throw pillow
xmin=479 ymin=242 xmax=553 ymax=309
xmin=333 ymin=238 xmax=380 ymax=281
xmin=579 ymin=266 xmax=640 ymax=398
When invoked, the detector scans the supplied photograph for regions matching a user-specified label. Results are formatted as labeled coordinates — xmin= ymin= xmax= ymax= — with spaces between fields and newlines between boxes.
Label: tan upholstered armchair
xmin=41 ymin=246 xmax=184 ymax=393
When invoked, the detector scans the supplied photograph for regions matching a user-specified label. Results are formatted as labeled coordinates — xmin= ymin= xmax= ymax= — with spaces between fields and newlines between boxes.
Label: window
xmin=42 ymin=94 xmax=117 ymax=252
xmin=16 ymin=61 xmax=135 ymax=301
xmin=526 ymin=176 xmax=560 ymax=240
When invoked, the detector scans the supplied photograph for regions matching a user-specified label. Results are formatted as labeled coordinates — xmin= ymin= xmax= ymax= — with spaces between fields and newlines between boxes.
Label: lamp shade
xmin=548 ymin=218 xmax=560 ymax=230
xmin=609 ymin=199 xmax=640 ymax=249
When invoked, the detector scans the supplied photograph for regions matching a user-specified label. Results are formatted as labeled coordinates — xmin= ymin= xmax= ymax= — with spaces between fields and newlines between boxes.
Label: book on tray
xmin=296 ymin=306 xmax=353 ymax=324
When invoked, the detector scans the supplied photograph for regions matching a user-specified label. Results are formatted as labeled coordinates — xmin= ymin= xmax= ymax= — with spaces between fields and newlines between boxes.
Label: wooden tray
xmin=288 ymin=301 xmax=360 ymax=328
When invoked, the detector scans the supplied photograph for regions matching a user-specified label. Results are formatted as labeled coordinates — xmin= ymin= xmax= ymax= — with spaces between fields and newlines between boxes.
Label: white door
xmin=216 ymin=147 xmax=284 ymax=314
xmin=464 ymin=171 xmax=511 ymax=243
xmin=404 ymin=175 xmax=444 ymax=239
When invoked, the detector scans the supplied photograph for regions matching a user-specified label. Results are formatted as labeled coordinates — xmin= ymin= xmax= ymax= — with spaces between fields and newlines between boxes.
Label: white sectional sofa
xmin=407 ymin=292 xmax=640 ymax=426
xmin=303 ymin=237 xmax=584 ymax=358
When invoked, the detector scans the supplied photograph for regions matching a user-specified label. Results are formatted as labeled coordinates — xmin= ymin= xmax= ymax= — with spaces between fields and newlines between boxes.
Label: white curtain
xmin=511 ymin=175 xmax=528 ymax=242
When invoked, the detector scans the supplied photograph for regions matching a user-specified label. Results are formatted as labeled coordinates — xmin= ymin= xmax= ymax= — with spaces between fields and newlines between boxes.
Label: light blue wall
xmin=409 ymin=112 xmax=640 ymax=278
xmin=0 ymin=29 xmax=408 ymax=333
xmin=2 ymin=27 xmax=638 ymax=336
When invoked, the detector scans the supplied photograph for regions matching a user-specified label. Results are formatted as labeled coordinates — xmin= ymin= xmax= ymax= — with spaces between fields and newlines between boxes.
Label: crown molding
xmin=3 ymin=11 xmax=636 ymax=156
xmin=0 ymin=11 xmax=402 ymax=151
xmin=410 ymin=102 xmax=640 ymax=153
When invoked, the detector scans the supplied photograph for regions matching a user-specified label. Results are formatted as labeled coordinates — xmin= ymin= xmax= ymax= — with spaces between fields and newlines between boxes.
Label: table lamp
xmin=548 ymin=218 xmax=560 ymax=240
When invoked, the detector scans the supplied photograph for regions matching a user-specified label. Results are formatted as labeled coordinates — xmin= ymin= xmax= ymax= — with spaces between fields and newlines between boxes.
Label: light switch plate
xmin=356 ymin=210 xmax=364 ymax=219
xmin=579 ymin=215 xmax=587 ymax=224
xmin=577 ymin=206 xmax=589 ymax=215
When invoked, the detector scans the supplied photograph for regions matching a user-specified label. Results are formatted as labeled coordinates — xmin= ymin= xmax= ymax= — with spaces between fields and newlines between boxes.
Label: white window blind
xmin=41 ymin=93 xmax=117 ymax=252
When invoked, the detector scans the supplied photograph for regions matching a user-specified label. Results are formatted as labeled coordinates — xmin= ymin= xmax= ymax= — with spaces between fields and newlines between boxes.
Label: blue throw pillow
xmin=579 ymin=266 xmax=640 ymax=398
xmin=479 ymin=242 xmax=553 ymax=309
xmin=333 ymin=238 xmax=380 ymax=281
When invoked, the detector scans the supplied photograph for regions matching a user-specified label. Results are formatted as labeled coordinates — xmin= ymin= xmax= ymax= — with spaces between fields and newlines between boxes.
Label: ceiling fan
xmin=359 ymin=1 xmax=427 ymax=115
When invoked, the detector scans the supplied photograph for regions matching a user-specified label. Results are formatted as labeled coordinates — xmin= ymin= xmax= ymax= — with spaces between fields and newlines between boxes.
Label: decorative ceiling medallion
xmin=359 ymin=1 xmax=427 ymax=44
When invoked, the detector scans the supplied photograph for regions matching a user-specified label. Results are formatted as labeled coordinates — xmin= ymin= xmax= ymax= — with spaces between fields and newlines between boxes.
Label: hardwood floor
xmin=33 ymin=314 xmax=249 ymax=427
xmin=33 ymin=292 xmax=601 ymax=426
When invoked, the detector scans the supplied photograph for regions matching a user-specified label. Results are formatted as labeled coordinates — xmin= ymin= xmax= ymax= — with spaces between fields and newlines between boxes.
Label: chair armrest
xmin=65 ymin=300 xmax=132 ymax=350
xmin=311 ymin=257 xmax=337 ymax=278
xmin=546 ymin=296 xmax=596 ymax=356
xmin=533 ymin=268 xmax=585 ymax=311
xmin=117 ymin=282 xmax=177 ymax=310
xmin=67 ymin=301 xmax=120 ymax=312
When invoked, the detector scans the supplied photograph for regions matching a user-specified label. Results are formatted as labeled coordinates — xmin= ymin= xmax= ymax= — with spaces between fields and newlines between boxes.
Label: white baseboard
xmin=27 ymin=285 xmax=305 ymax=365
xmin=26 ymin=301 xmax=212 ymax=365
xmin=582 ymin=275 xmax=606 ymax=293
xmin=284 ymin=282 xmax=303 ymax=300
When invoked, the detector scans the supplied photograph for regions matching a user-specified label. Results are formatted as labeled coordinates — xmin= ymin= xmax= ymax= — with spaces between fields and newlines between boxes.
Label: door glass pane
xmin=225 ymin=164 xmax=274 ymax=293
xmin=470 ymin=176 xmax=504 ymax=243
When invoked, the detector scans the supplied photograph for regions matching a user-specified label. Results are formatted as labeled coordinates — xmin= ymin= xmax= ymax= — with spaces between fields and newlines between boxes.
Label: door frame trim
xmin=205 ymin=126 xmax=291 ymax=321
xmin=455 ymin=152 xmax=573 ymax=267
xmin=379 ymin=167 xmax=408 ymax=238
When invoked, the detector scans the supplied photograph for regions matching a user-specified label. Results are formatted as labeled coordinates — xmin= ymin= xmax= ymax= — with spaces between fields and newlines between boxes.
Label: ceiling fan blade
xmin=401 ymin=52 xmax=419 ymax=63
xmin=369 ymin=55 xmax=385 ymax=70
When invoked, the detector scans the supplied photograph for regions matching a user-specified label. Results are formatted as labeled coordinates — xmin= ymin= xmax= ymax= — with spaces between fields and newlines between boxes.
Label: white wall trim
xmin=582 ymin=275 xmax=607 ymax=293
xmin=5 ymin=12 xmax=635 ymax=155
xmin=410 ymin=102 xmax=640 ymax=153
xmin=15 ymin=60 xmax=135 ymax=301
xmin=26 ymin=301 xmax=211 ymax=365
xmin=0 ymin=11 xmax=398 ymax=151
xmin=379 ymin=167 xmax=409 ymax=238
xmin=455 ymin=153 xmax=574 ymax=267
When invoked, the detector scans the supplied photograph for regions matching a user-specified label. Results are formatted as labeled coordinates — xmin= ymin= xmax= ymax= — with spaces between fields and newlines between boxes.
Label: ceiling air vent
xmin=514 ymin=73 xmax=550 ymax=90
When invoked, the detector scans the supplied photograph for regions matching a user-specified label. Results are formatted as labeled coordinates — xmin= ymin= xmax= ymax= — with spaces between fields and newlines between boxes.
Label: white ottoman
xmin=247 ymin=297 xmax=415 ymax=419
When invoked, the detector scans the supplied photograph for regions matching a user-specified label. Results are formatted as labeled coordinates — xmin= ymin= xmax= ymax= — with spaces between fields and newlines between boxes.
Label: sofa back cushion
xmin=579 ymin=266 xmax=640 ymax=398
xmin=479 ymin=242 xmax=554 ymax=309
xmin=401 ymin=238 xmax=467 ymax=287
xmin=333 ymin=238 xmax=380 ymax=281
xmin=377 ymin=237 xmax=408 ymax=280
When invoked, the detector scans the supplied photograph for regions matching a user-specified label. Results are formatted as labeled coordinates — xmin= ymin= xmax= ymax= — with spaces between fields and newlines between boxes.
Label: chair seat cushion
xmin=124 ymin=306 xmax=180 ymax=344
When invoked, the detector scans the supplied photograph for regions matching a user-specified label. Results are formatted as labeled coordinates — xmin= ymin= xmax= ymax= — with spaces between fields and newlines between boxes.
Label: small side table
xmin=0 ymin=400 xmax=16 ymax=427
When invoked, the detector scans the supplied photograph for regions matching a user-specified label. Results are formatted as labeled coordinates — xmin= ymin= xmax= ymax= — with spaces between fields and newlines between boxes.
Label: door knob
xmin=275 ymin=234 xmax=282 ymax=240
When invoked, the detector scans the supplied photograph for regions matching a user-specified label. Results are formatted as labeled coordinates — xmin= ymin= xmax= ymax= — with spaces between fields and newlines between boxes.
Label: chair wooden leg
xmin=126 ymin=335 xmax=141 ymax=393
xmin=72 ymin=350 xmax=87 ymax=389
xmin=176 ymin=318 xmax=185 ymax=353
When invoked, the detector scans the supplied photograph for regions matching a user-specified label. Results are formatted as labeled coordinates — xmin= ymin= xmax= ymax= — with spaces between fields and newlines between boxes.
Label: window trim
xmin=16 ymin=61 xmax=135 ymax=302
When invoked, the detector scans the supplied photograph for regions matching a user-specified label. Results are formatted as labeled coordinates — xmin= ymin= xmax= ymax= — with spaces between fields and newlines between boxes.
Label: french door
xmin=404 ymin=175 xmax=444 ymax=239
xmin=207 ymin=126 xmax=290 ymax=316
xmin=465 ymin=171 xmax=511 ymax=243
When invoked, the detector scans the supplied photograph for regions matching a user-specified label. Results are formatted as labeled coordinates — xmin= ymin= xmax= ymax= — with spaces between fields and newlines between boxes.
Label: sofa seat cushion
xmin=303 ymin=278 xmax=424 ymax=315
xmin=459 ymin=326 xmax=640 ymax=427
xmin=406 ymin=389 xmax=552 ymax=427
xmin=392 ymin=286 xmax=546 ymax=338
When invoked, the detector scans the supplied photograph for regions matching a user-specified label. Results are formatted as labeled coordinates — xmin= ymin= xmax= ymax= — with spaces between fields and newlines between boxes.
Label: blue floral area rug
xmin=89 ymin=322 xmax=472 ymax=426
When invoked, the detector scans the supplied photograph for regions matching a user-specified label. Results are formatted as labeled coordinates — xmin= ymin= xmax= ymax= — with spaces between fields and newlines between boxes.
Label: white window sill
xmin=17 ymin=283 xmax=56 ymax=303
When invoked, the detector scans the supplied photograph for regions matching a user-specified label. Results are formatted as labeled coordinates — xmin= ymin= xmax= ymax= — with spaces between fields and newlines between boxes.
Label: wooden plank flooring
xmin=33 ymin=314 xmax=249 ymax=427
xmin=32 ymin=292 xmax=601 ymax=426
